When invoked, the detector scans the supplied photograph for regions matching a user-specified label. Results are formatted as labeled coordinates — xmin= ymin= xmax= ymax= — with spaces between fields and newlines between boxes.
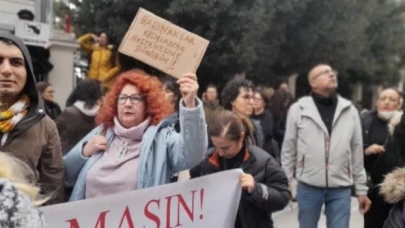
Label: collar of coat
xmin=380 ymin=167 xmax=405 ymax=204
xmin=296 ymin=95 xmax=353 ymax=135
xmin=387 ymin=111 xmax=403 ymax=135
xmin=208 ymin=144 xmax=251 ymax=169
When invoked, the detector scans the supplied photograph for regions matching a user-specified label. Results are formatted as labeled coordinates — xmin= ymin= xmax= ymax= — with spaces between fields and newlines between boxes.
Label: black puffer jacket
xmin=251 ymin=109 xmax=278 ymax=162
xmin=190 ymin=144 xmax=290 ymax=228
xmin=380 ymin=167 xmax=405 ymax=228
xmin=252 ymin=119 xmax=264 ymax=149
xmin=44 ymin=100 xmax=61 ymax=120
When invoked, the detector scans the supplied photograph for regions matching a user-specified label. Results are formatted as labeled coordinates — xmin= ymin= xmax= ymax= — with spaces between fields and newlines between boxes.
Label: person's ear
xmin=308 ymin=77 xmax=316 ymax=88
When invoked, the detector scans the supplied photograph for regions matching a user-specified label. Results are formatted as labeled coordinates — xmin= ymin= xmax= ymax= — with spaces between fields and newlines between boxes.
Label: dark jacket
xmin=27 ymin=46 xmax=53 ymax=82
xmin=362 ymin=111 xmax=405 ymax=185
xmin=273 ymin=114 xmax=286 ymax=151
xmin=55 ymin=106 xmax=97 ymax=155
xmin=380 ymin=167 xmax=405 ymax=228
xmin=251 ymin=109 xmax=280 ymax=163
xmin=0 ymin=32 xmax=64 ymax=204
xmin=362 ymin=111 xmax=378 ymax=173
xmin=252 ymin=119 xmax=264 ymax=149
xmin=190 ymin=144 xmax=290 ymax=228
xmin=44 ymin=100 xmax=61 ymax=120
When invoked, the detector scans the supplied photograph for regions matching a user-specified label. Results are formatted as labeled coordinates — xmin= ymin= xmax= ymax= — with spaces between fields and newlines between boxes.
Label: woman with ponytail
xmin=189 ymin=110 xmax=290 ymax=228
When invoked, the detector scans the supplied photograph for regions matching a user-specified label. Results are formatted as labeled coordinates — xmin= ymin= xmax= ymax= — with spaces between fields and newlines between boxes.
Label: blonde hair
xmin=0 ymin=153 xmax=48 ymax=206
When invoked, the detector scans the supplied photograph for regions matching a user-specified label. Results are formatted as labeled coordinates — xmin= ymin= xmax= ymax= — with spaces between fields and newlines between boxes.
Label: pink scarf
xmin=85 ymin=116 xmax=151 ymax=199
xmin=113 ymin=117 xmax=151 ymax=139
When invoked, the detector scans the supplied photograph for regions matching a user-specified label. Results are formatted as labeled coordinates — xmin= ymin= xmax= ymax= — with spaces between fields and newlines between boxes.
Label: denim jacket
xmin=64 ymin=99 xmax=207 ymax=201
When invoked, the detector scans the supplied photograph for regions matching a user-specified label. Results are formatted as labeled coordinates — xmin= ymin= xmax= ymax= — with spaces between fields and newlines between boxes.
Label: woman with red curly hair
xmin=63 ymin=70 xmax=207 ymax=201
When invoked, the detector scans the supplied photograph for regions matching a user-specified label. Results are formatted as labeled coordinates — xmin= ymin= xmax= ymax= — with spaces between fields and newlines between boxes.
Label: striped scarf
xmin=0 ymin=95 xmax=30 ymax=146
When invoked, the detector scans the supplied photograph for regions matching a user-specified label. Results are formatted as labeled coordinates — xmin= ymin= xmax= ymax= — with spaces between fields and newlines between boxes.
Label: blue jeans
xmin=296 ymin=182 xmax=352 ymax=228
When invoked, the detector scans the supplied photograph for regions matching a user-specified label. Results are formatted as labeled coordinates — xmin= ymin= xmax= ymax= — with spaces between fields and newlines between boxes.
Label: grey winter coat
xmin=281 ymin=96 xmax=368 ymax=195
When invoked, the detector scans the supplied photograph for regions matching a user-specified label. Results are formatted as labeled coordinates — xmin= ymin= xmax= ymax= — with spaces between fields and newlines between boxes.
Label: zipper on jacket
xmin=300 ymin=155 xmax=306 ymax=176
xmin=325 ymin=135 xmax=330 ymax=188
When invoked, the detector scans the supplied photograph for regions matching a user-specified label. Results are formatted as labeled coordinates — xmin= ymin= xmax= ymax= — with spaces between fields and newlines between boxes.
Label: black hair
xmin=65 ymin=79 xmax=103 ymax=109
xmin=206 ymin=84 xmax=218 ymax=91
xmin=161 ymin=75 xmax=181 ymax=112
xmin=0 ymin=37 xmax=15 ymax=45
xmin=270 ymin=90 xmax=289 ymax=119
xmin=221 ymin=78 xmax=253 ymax=110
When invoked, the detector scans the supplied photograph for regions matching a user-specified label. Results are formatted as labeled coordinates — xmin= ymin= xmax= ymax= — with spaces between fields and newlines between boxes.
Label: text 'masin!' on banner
xmin=40 ymin=169 xmax=242 ymax=228
xmin=118 ymin=8 xmax=210 ymax=79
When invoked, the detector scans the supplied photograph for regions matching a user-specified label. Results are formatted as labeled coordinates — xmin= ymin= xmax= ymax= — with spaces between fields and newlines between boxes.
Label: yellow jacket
xmin=78 ymin=33 xmax=121 ymax=88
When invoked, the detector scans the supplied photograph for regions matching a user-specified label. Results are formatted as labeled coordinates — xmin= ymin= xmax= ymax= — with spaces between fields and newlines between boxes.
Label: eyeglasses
xmin=313 ymin=69 xmax=338 ymax=79
xmin=117 ymin=95 xmax=145 ymax=105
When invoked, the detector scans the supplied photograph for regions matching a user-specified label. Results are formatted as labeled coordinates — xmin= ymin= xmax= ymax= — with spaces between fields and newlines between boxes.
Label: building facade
xmin=0 ymin=0 xmax=78 ymax=109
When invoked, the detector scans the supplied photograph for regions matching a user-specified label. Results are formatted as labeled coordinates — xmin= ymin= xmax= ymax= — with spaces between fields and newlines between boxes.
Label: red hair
xmin=96 ymin=69 xmax=173 ymax=127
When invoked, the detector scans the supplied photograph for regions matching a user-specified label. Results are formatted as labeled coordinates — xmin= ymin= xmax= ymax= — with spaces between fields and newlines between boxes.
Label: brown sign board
xmin=119 ymin=8 xmax=210 ymax=79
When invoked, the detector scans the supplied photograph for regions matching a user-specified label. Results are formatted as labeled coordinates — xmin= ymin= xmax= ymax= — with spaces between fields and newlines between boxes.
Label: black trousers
xmin=364 ymin=186 xmax=393 ymax=228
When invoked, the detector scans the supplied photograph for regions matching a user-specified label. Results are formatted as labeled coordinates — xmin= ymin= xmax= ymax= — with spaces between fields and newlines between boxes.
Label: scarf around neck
xmin=113 ymin=116 xmax=151 ymax=140
xmin=0 ymin=95 xmax=30 ymax=146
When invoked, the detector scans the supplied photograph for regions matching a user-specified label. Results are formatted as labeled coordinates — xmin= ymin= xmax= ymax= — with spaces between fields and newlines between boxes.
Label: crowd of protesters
xmin=2 ymin=30 xmax=405 ymax=228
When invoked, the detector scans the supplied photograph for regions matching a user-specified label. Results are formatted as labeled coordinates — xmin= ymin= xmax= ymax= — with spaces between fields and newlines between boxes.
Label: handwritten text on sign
xmin=119 ymin=8 xmax=209 ymax=79
xmin=40 ymin=170 xmax=242 ymax=228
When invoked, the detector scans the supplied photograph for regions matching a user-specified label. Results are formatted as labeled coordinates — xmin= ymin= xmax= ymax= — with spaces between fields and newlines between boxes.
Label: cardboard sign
xmin=15 ymin=20 xmax=50 ymax=47
xmin=40 ymin=170 xmax=242 ymax=228
xmin=119 ymin=8 xmax=209 ymax=79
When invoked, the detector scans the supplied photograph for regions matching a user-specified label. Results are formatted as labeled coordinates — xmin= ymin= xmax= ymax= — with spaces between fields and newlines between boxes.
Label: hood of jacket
xmin=0 ymin=32 xmax=43 ymax=106
xmin=380 ymin=167 xmax=405 ymax=204
xmin=0 ymin=32 xmax=46 ymax=140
